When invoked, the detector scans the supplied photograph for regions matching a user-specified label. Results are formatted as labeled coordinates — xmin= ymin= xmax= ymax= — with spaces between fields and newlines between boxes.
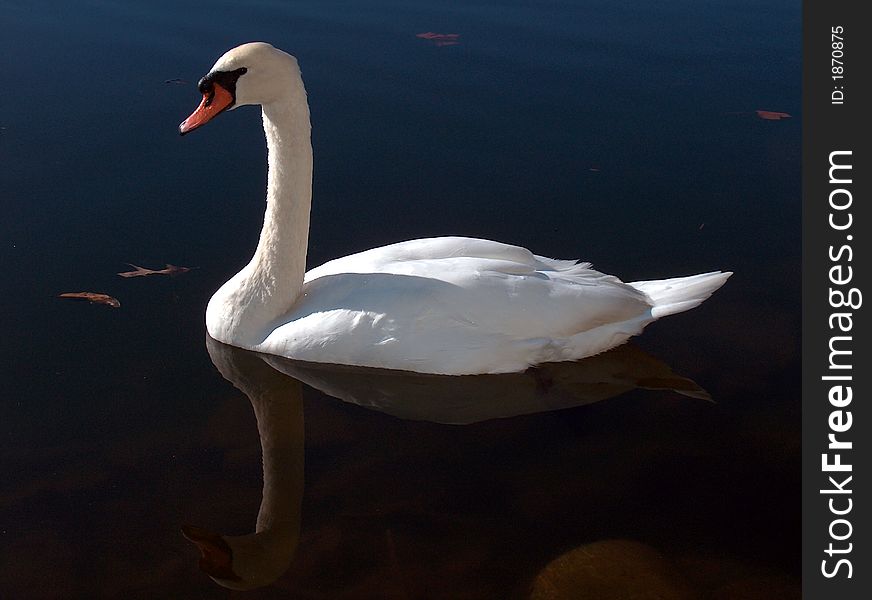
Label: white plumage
xmin=181 ymin=43 xmax=731 ymax=375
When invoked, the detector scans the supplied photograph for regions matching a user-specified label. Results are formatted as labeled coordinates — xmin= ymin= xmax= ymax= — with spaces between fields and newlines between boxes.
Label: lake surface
xmin=2 ymin=1 xmax=800 ymax=597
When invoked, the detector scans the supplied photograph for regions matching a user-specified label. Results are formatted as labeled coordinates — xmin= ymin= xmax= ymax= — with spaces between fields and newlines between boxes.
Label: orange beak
xmin=179 ymin=83 xmax=234 ymax=135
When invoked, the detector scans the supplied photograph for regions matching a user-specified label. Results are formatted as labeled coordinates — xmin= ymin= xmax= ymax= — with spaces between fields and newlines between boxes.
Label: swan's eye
xmin=197 ymin=68 xmax=247 ymax=100
xmin=197 ymin=77 xmax=213 ymax=96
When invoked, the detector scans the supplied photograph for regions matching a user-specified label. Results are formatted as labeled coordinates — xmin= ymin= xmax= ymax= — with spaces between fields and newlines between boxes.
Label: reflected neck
xmin=225 ymin=376 xmax=305 ymax=585
xmin=207 ymin=341 xmax=307 ymax=590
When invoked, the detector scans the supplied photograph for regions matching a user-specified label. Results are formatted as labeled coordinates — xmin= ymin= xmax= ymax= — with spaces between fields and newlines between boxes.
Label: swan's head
xmin=179 ymin=42 xmax=301 ymax=135
xmin=182 ymin=524 xmax=297 ymax=591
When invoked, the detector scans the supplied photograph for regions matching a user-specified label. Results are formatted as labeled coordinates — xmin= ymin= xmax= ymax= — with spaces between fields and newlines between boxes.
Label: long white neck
xmin=207 ymin=76 xmax=312 ymax=346
xmin=253 ymin=93 xmax=313 ymax=313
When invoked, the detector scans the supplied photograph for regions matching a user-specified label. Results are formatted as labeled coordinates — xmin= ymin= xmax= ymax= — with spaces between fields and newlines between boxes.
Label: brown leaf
xmin=59 ymin=292 xmax=121 ymax=308
xmin=117 ymin=263 xmax=192 ymax=278
xmin=117 ymin=264 xmax=154 ymax=278
xmin=755 ymin=110 xmax=791 ymax=121
xmin=160 ymin=264 xmax=193 ymax=276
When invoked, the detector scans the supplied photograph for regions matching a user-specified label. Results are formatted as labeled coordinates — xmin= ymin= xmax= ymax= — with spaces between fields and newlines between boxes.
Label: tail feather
xmin=630 ymin=271 xmax=732 ymax=319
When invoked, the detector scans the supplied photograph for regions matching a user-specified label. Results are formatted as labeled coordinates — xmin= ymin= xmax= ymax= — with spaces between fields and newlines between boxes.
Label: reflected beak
xmin=181 ymin=524 xmax=242 ymax=581
xmin=179 ymin=83 xmax=234 ymax=135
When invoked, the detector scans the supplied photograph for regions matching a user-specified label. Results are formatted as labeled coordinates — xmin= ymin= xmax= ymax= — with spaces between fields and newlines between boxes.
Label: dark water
xmin=2 ymin=1 xmax=800 ymax=597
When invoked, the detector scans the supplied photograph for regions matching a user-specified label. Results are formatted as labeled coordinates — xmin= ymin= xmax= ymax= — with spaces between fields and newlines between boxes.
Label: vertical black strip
xmin=803 ymin=0 xmax=870 ymax=596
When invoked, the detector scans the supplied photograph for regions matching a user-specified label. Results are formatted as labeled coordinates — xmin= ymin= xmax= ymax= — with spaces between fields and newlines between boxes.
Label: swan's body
xmin=182 ymin=43 xmax=731 ymax=375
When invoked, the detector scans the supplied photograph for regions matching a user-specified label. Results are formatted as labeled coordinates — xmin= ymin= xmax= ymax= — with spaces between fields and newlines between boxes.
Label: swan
xmin=179 ymin=42 xmax=731 ymax=375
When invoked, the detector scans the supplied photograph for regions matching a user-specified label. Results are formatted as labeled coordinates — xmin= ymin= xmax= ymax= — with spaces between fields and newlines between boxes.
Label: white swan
xmin=180 ymin=42 xmax=731 ymax=375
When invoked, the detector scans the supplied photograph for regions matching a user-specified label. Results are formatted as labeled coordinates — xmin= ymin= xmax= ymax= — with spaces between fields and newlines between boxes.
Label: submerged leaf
xmin=59 ymin=292 xmax=121 ymax=308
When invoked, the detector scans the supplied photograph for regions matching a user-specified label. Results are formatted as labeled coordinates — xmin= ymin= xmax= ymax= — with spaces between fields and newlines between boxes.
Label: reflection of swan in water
xmin=262 ymin=342 xmax=709 ymax=425
xmin=183 ymin=337 xmax=305 ymax=591
xmin=184 ymin=335 xmax=709 ymax=589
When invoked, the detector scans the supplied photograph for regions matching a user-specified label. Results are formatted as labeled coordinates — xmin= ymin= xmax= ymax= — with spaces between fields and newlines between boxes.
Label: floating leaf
xmin=416 ymin=32 xmax=461 ymax=47
xmin=118 ymin=263 xmax=193 ymax=278
xmin=59 ymin=292 xmax=121 ymax=308
xmin=755 ymin=110 xmax=791 ymax=121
